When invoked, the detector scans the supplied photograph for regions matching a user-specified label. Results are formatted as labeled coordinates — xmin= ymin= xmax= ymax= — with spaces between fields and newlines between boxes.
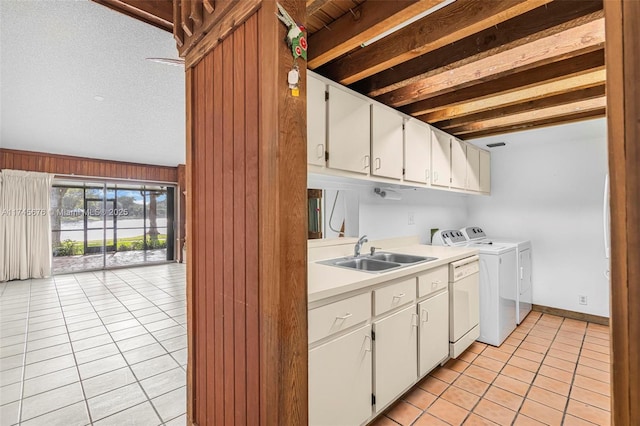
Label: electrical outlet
xmin=579 ymin=295 xmax=588 ymax=305
xmin=408 ymin=212 xmax=415 ymax=225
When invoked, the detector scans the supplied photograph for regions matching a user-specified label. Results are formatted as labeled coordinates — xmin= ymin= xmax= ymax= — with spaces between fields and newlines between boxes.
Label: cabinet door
xmin=309 ymin=325 xmax=372 ymax=426
xmin=479 ymin=149 xmax=491 ymax=193
xmin=307 ymin=74 xmax=327 ymax=166
xmin=466 ymin=144 xmax=481 ymax=192
xmin=374 ymin=305 xmax=418 ymax=411
xmin=327 ymin=85 xmax=371 ymax=174
xmin=371 ymin=104 xmax=404 ymax=179
xmin=431 ymin=129 xmax=451 ymax=187
xmin=451 ymin=138 xmax=467 ymax=189
xmin=418 ymin=291 xmax=449 ymax=377
xmin=404 ymin=119 xmax=431 ymax=184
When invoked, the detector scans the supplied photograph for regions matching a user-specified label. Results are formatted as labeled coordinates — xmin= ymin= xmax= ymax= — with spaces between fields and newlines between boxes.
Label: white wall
xmin=358 ymin=188 xmax=468 ymax=244
xmin=309 ymin=118 xmax=610 ymax=317
xmin=308 ymin=173 xmax=469 ymax=245
xmin=467 ymin=118 xmax=609 ymax=317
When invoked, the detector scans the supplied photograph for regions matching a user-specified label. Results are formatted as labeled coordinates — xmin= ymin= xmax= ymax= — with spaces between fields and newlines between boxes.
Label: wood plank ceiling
xmin=95 ymin=0 xmax=606 ymax=139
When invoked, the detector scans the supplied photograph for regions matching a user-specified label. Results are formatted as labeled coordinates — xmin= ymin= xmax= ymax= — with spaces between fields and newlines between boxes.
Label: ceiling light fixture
xmin=486 ymin=142 xmax=506 ymax=148
xmin=361 ymin=0 xmax=457 ymax=47
xmin=93 ymin=95 xmax=105 ymax=102
xmin=146 ymin=57 xmax=185 ymax=67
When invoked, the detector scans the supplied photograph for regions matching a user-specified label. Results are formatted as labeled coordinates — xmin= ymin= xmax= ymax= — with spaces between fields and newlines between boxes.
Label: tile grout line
xmin=70 ymin=270 xmax=166 ymax=424
xmin=16 ymin=279 xmax=34 ymax=425
xmin=506 ymin=313 xmax=563 ymax=426
xmin=3 ymin=265 xmax=186 ymax=425
xmin=89 ymin=269 xmax=187 ymax=366
xmin=393 ymin=313 xmax=604 ymax=426
xmin=49 ymin=273 xmax=94 ymax=425
xmin=87 ymin=269 xmax=187 ymax=417
xmin=397 ymin=313 xmax=547 ymax=425
xmin=559 ymin=320 xmax=587 ymax=425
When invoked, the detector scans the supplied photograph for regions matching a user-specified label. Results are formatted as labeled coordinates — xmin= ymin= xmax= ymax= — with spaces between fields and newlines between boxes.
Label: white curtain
xmin=0 ymin=170 xmax=53 ymax=281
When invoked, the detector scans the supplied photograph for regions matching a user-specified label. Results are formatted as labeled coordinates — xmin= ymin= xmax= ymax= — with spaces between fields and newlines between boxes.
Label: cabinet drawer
xmin=418 ymin=265 xmax=448 ymax=298
xmin=308 ymin=292 xmax=371 ymax=344
xmin=373 ymin=278 xmax=416 ymax=316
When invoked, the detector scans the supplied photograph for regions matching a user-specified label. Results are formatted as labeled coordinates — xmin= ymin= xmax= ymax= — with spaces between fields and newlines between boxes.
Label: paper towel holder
xmin=374 ymin=187 xmax=402 ymax=200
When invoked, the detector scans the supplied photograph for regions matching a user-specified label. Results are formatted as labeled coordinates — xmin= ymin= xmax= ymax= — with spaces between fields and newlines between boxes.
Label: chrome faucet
xmin=354 ymin=235 xmax=368 ymax=257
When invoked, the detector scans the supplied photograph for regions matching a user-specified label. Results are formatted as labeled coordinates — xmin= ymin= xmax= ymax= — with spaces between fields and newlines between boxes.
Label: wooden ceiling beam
xmin=435 ymin=84 xmax=605 ymax=129
xmin=422 ymin=69 xmax=606 ymax=122
xmin=448 ymin=97 xmax=606 ymax=135
xmin=308 ymin=0 xmax=442 ymax=69
xmin=92 ymin=0 xmax=173 ymax=32
xmin=460 ymin=108 xmax=606 ymax=139
xmin=377 ymin=15 xmax=604 ymax=107
xmin=306 ymin=0 xmax=331 ymax=17
xmin=318 ymin=0 xmax=552 ymax=85
xmin=352 ymin=0 xmax=603 ymax=98
xmin=402 ymin=49 xmax=604 ymax=116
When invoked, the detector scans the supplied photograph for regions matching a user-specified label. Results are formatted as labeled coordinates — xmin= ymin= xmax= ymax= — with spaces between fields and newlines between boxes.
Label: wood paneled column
xmin=604 ymin=0 xmax=640 ymax=424
xmin=180 ymin=1 xmax=307 ymax=425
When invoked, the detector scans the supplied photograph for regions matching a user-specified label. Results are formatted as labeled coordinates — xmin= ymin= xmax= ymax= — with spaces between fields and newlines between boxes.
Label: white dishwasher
xmin=449 ymin=255 xmax=480 ymax=358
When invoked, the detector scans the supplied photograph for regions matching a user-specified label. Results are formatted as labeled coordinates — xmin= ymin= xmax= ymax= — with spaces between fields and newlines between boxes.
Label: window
xmin=51 ymin=180 xmax=176 ymax=273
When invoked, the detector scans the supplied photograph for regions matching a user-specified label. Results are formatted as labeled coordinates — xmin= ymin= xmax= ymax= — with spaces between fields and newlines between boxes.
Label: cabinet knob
xmin=421 ymin=309 xmax=429 ymax=322
xmin=316 ymin=144 xmax=324 ymax=160
xmin=393 ymin=293 xmax=406 ymax=299
xmin=336 ymin=312 xmax=352 ymax=320
xmin=375 ymin=158 xmax=381 ymax=170
xmin=364 ymin=155 xmax=370 ymax=169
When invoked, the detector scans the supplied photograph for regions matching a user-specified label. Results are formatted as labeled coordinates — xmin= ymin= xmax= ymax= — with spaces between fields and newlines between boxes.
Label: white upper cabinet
xmin=307 ymin=74 xmax=327 ymax=167
xmin=450 ymin=138 xmax=467 ymax=190
xmin=404 ymin=119 xmax=431 ymax=184
xmin=371 ymin=104 xmax=404 ymax=179
xmin=466 ymin=144 xmax=481 ymax=192
xmin=480 ymin=149 xmax=491 ymax=193
xmin=431 ymin=129 xmax=451 ymax=188
xmin=327 ymin=85 xmax=371 ymax=174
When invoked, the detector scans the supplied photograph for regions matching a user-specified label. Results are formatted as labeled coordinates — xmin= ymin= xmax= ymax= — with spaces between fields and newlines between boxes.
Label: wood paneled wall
xmin=0 ymin=149 xmax=179 ymax=183
xmin=177 ymin=164 xmax=187 ymax=262
xmin=605 ymin=0 xmax=640 ymax=424
xmin=185 ymin=1 xmax=307 ymax=425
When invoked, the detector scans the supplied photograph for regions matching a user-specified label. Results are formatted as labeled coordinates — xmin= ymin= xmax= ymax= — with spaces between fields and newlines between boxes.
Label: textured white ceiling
xmin=0 ymin=0 xmax=185 ymax=167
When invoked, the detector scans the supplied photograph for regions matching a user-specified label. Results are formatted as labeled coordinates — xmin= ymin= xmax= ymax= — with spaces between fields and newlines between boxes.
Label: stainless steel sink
xmin=368 ymin=252 xmax=436 ymax=264
xmin=317 ymin=252 xmax=438 ymax=273
xmin=334 ymin=258 xmax=402 ymax=272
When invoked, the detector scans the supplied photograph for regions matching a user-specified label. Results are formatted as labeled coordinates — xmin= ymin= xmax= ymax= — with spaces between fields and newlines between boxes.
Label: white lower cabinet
xmin=373 ymin=304 xmax=418 ymax=411
xmin=418 ymin=290 xmax=450 ymax=376
xmin=309 ymin=266 xmax=456 ymax=424
xmin=309 ymin=324 xmax=373 ymax=426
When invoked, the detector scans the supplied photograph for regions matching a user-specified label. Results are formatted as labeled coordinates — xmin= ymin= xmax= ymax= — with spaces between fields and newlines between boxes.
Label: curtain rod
xmin=52 ymin=173 xmax=178 ymax=186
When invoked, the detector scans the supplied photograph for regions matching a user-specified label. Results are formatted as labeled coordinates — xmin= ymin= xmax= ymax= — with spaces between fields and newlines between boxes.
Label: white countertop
xmin=308 ymin=243 xmax=478 ymax=305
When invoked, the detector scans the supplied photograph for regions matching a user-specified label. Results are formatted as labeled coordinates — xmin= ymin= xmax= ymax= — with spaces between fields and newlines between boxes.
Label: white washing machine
xmin=433 ymin=230 xmax=517 ymax=347
xmin=461 ymin=227 xmax=532 ymax=324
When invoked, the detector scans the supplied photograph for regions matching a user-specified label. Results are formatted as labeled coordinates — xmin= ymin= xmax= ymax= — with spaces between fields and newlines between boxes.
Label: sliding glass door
xmin=51 ymin=180 xmax=176 ymax=274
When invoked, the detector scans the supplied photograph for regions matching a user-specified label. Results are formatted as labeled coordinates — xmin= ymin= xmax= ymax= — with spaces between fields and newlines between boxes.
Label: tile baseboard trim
xmin=531 ymin=304 xmax=609 ymax=326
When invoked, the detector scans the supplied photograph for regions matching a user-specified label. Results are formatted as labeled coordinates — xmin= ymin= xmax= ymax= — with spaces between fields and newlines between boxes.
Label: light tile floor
xmin=2 ymin=266 xmax=612 ymax=426
xmin=0 ymin=263 xmax=187 ymax=426
xmin=372 ymin=312 xmax=611 ymax=426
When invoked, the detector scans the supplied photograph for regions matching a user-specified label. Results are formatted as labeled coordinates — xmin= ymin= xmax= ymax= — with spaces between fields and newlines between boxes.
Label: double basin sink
xmin=318 ymin=252 xmax=437 ymax=273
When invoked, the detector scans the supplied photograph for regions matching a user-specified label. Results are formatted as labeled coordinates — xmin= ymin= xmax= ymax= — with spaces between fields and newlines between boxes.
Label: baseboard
xmin=532 ymin=304 xmax=609 ymax=326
